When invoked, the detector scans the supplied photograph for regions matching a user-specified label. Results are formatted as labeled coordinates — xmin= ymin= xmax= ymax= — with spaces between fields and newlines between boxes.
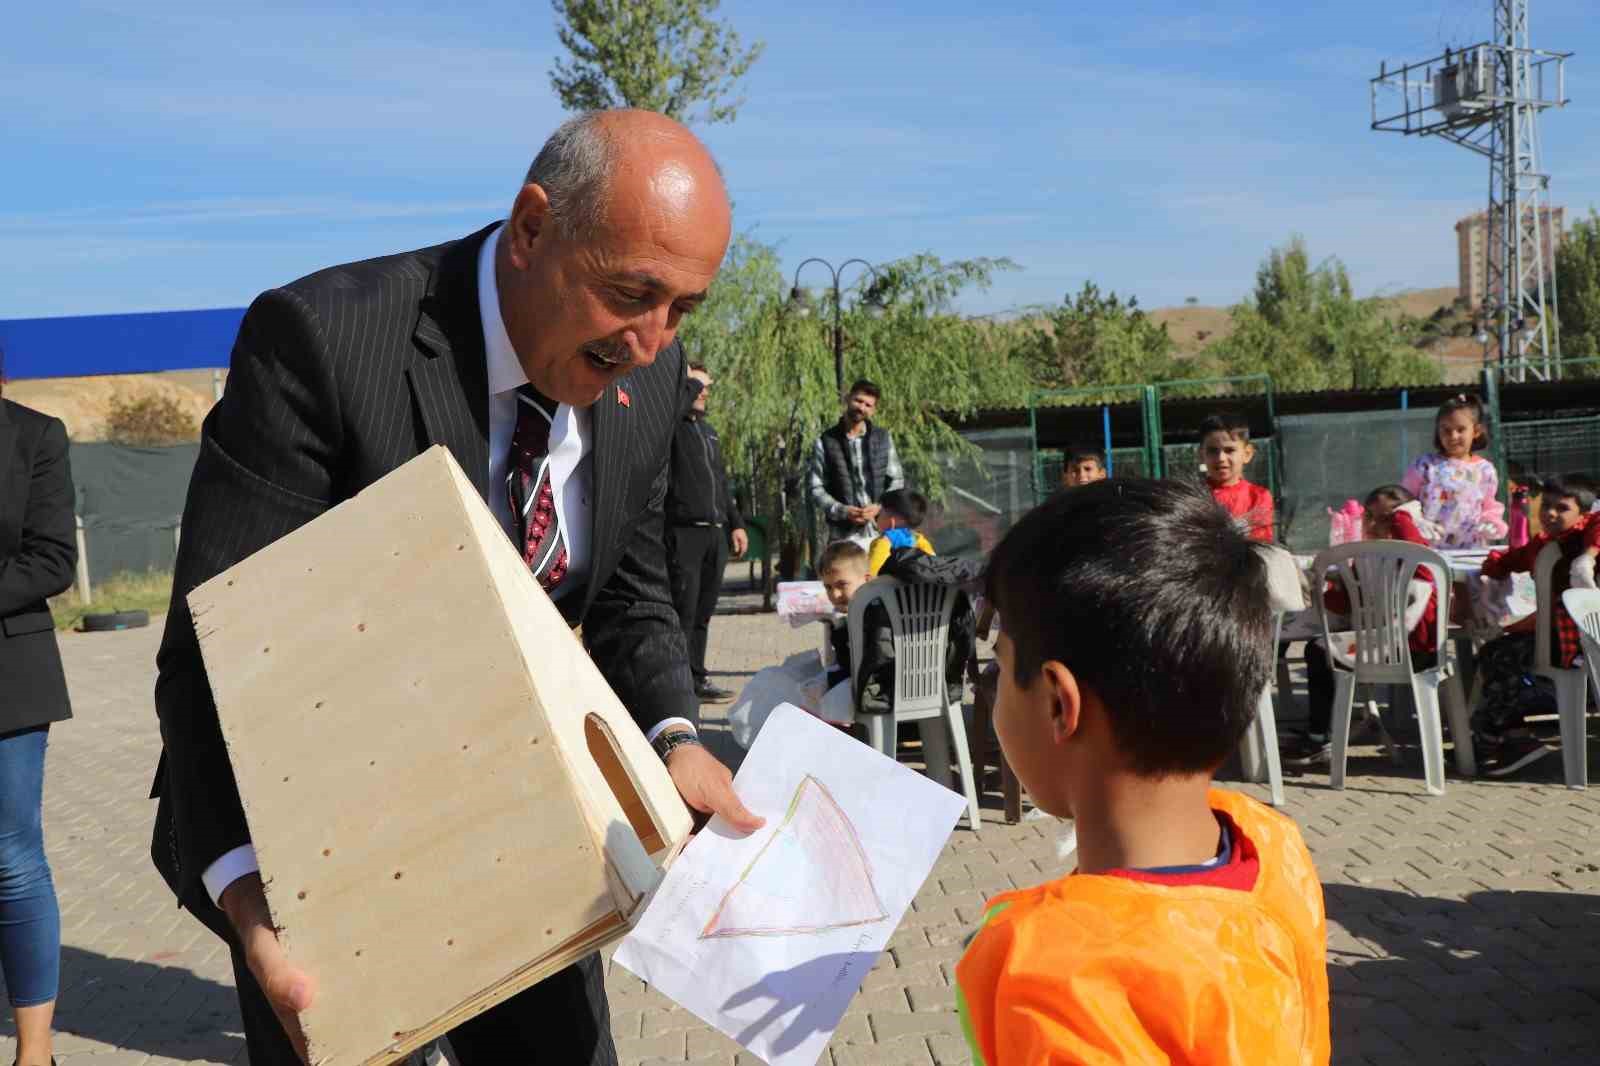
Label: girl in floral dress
xmin=1401 ymin=393 xmax=1508 ymax=549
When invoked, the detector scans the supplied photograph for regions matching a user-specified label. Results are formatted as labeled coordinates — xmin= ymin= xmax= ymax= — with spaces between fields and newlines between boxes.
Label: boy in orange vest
xmin=956 ymin=479 xmax=1329 ymax=1065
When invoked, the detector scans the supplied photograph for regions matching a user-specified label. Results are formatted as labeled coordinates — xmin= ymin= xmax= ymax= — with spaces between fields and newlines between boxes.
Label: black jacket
xmin=151 ymin=224 xmax=698 ymax=910
xmin=665 ymin=408 xmax=743 ymax=532
xmin=0 ymin=398 xmax=76 ymax=734
xmin=853 ymin=548 xmax=980 ymax=715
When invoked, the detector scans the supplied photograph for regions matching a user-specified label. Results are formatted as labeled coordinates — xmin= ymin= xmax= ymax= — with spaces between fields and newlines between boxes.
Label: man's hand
xmin=221 ymin=873 xmax=317 ymax=1063
xmin=861 ymin=503 xmax=882 ymax=522
xmin=665 ymin=740 xmax=765 ymax=833
xmin=845 ymin=506 xmax=870 ymax=526
xmin=730 ymin=528 xmax=749 ymax=559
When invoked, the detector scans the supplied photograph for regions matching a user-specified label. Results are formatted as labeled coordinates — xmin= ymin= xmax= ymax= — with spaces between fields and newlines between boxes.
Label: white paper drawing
xmin=702 ymin=775 xmax=887 ymax=939
xmin=613 ymin=704 xmax=965 ymax=1066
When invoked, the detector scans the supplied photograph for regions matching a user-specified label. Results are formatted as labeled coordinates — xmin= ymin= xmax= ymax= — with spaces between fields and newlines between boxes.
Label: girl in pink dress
xmin=1401 ymin=393 xmax=1508 ymax=549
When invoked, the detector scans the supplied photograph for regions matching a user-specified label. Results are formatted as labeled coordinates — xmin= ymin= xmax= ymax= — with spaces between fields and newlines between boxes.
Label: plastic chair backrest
xmin=1311 ymin=541 xmax=1451 ymax=683
xmin=1533 ymin=541 xmax=1565 ymax=671
xmin=1561 ymin=587 xmax=1600 ymax=669
xmin=847 ymin=577 xmax=960 ymax=717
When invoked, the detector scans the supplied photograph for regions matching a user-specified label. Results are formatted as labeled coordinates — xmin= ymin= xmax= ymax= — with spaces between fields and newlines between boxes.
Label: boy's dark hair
xmin=1433 ymin=392 xmax=1490 ymax=453
xmin=817 ymin=540 xmax=869 ymax=574
xmin=688 ymin=361 xmax=708 ymax=374
xmin=1064 ymin=445 xmax=1106 ymax=468
xmin=848 ymin=379 xmax=881 ymax=401
xmin=878 ymin=489 xmax=927 ymax=528
xmin=1365 ymin=484 xmax=1415 ymax=509
xmin=1198 ymin=412 xmax=1251 ymax=443
xmin=984 ymin=478 xmax=1271 ymax=776
xmin=1542 ymin=473 xmax=1599 ymax=513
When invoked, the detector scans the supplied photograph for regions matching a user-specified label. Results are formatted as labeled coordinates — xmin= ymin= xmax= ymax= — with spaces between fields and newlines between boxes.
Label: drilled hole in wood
xmin=322 ymin=848 xmax=331 ymax=857
xmin=393 ymin=871 xmax=403 ymax=880
xmin=369 ymin=760 xmax=377 ymax=767
xmin=456 ymin=544 xmax=465 ymax=551
xmin=262 ymin=646 xmax=271 ymax=654
xmin=357 ymin=623 xmax=367 ymax=632
xmin=297 ymin=891 xmax=307 ymax=900
xmin=282 ymin=776 xmax=290 ymax=783
xmin=354 ymin=949 xmax=363 ymax=957
xmin=495 ymin=855 xmax=503 ymax=864
xmin=545 ymin=927 xmax=554 ymax=936
xmin=461 ymin=744 xmax=469 ymax=751
xmin=225 ymin=580 xmax=234 ymax=587
xmin=314 ymin=701 xmax=324 ymax=709
xmin=446 ymin=939 xmax=454 ymax=947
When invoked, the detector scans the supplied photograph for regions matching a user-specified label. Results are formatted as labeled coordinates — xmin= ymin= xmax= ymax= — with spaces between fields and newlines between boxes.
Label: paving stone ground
xmin=4 ymin=567 xmax=1598 ymax=1064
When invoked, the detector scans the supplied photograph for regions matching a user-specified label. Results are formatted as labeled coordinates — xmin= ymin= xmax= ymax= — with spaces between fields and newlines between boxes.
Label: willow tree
xmin=676 ymin=237 xmax=1031 ymax=552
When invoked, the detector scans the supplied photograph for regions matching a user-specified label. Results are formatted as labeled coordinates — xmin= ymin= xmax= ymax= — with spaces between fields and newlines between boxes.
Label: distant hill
xmin=6 ymin=370 xmax=223 ymax=442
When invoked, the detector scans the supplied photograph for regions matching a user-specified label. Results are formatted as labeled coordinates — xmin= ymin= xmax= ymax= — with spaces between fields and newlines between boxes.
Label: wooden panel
xmin=191 ymin=448 xmax=687 ymax=1065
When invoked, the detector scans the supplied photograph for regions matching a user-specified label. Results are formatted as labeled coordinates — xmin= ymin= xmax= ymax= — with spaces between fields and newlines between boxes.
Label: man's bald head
xmin=525 ymin=109 xmax=727 ymax=241
xmin=497 ymin=110 xmax=732 ymax=407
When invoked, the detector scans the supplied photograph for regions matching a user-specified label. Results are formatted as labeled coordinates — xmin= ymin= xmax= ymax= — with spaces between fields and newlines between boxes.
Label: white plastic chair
xmin=848 ymin=577 xmax=982 ymax=833
xmin=1312 ymin=542 xmax=1473 ymax=795
xmin=1535 ymin=545 xmax=1592 ymax=788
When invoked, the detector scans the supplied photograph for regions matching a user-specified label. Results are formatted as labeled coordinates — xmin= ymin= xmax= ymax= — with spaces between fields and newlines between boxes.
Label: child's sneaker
xmin=1486 ymin=735 xmax=1556 ymax=777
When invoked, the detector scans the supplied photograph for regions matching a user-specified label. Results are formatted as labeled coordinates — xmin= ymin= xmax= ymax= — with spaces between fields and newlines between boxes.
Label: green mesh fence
xmin=1501 ymin=416 xmax=1600 ymax=479
xmin=1275 ymin=408 xmax=1440 ymax=553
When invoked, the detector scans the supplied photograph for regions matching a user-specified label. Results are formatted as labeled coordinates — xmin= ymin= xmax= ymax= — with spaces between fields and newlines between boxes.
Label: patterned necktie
xmin=506 ymin=385 xmax=568 ymax=592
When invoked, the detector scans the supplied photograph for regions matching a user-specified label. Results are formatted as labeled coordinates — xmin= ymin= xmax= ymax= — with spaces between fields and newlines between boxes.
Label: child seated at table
xmin=868 ymin=489 xmax=934 ymax=575
xmin=1281 ymin=485 xmax=1438 ymax=768
xmin=1200 ymin=412 xmax=1274 ymax=543
xmin=1472 ymin=473 xmax=1600 ymax=777
xmin=727 ymin=542 xmax=867 ymax=748
xmin=1059 ymin=445 xmax=1108 ymax=488
xmin=957 ymin=479 xmax=1329 ymax=1065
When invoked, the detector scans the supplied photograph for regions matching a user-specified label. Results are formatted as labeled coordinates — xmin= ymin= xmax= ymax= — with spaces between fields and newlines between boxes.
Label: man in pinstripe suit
xmin=150 ymin=110 xmax=763 ymax=1064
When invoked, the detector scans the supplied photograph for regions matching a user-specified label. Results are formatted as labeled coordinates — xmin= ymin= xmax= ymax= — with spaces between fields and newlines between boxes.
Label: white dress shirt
xmin=202 ymin=223 xmax=690 ymax=907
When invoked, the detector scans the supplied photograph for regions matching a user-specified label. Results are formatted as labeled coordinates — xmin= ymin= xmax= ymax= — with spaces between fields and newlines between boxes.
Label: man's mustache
xmin=582 ymin=339 xmax=633 ymax=368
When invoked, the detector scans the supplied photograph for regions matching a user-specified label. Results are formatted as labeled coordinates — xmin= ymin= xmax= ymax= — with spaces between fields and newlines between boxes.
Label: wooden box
xmin=189 ymin=446 xmax=692 ymax=1065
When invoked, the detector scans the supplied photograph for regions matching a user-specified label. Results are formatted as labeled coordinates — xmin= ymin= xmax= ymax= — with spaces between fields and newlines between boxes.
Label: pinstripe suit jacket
xmin=151 ymin=223 xmax=698 ymax=908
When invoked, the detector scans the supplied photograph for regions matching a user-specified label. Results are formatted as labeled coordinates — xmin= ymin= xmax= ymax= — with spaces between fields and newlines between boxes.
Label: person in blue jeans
xmin=1 ymin=376 xmax=79 ymax=1066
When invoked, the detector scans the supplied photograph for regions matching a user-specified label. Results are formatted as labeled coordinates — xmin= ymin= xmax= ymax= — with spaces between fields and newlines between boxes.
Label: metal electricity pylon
xmin=1371 ymin=1 xmax=1572 ymax=381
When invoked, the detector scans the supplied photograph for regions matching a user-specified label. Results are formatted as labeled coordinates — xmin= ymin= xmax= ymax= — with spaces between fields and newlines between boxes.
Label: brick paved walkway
xmin=5 ymin=570 xmax=1598 ymax=1064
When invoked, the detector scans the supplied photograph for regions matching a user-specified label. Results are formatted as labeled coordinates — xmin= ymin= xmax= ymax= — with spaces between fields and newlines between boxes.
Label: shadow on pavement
xmin=1 ymin=944 xmax=244 ymax=1062
xmin=1325 ymin=885 xmax=1600 ymax=1064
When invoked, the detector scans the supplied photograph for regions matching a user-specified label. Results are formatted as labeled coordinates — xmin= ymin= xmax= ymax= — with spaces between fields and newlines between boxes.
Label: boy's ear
xmin=1039 ymin=661 xmax=1083 ymax=745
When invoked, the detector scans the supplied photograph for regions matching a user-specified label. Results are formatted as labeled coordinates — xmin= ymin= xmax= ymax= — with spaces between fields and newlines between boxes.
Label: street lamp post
xmin=789 ymin=257 xmax=880 ymax=397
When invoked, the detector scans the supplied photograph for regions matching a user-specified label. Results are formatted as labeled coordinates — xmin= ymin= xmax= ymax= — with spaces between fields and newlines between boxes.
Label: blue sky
xmin=4 ymin=0 xmax=1597 ymax=320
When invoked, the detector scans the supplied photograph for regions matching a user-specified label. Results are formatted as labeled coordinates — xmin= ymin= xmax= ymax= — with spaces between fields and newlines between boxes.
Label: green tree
xmin=1556 ymin=209 xmax=1600 ymax=363
xmin=1208 ymin=236 xmax=1440 ymax=390
xmin=675 ymin=237 xmax=1029 ymax=539
xmin=549 ymin=0 xmax=764 ymax=125
xmin=1018 ymin=283 xmax=1177 ymax=395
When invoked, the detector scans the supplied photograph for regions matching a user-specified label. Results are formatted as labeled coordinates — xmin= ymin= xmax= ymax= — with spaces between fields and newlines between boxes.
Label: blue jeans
xmin=0 ymin=726 xmax=59 ymax=1007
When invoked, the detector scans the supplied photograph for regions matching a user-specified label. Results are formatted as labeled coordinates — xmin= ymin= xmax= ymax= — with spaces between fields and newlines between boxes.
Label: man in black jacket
xmin=807 ymin=379 xmax=904 ymax=546
xmin=666 ymin=364 xmax=748 ymax=702
xmin=151 ymin=110 xmax=762 ymax=1065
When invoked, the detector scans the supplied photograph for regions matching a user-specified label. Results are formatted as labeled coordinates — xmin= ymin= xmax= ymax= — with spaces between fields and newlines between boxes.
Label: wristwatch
xmin=652 ymin=729 xmax=702 ymax=762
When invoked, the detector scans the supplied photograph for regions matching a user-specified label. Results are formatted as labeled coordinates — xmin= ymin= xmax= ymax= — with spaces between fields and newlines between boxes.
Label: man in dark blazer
xmin=151 ymin=109 xmax=762 ymax=1064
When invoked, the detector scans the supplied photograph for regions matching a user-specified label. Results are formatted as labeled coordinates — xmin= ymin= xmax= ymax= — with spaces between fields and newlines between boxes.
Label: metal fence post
xmin=74 ymin=514 xmax=91 ymax=606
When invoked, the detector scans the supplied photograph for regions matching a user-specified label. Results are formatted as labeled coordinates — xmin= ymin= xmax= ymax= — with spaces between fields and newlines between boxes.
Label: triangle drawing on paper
xmin=701 ymin=775 xmax=887 ymax=939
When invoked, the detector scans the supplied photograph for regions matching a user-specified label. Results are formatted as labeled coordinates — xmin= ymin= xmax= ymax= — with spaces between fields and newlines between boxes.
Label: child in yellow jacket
xmin=867 ymin=489 xmax=934 ymax=575
xmin=957 ymin=479 xmax=1330 ymax=1065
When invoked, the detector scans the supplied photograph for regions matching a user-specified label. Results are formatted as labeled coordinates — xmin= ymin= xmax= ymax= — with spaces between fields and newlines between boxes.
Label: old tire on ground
xmin=80 ymin=609 xmax=150 ymax=632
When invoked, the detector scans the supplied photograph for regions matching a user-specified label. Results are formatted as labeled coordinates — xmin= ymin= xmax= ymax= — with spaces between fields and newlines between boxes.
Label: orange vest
xmin=955 ymin=789 xmax=1329 ymax=1065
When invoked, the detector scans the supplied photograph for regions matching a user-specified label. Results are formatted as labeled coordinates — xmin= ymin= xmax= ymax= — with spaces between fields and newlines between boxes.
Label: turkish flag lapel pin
xmin=617 ymin=386 xmax=631 ymax=408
